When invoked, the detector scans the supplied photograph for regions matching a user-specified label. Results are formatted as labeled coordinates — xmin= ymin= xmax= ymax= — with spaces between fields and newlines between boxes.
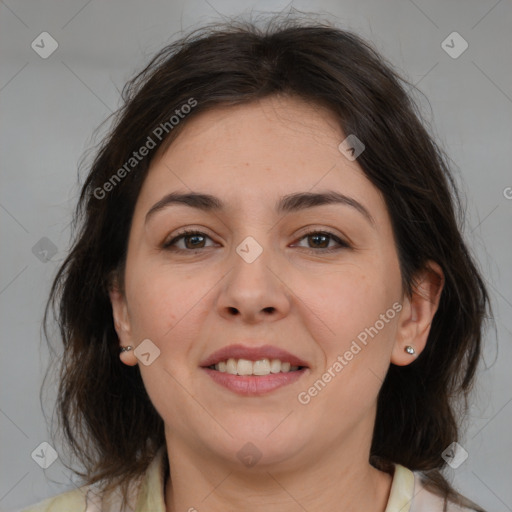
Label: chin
xmin=209 ymin=421 xmax=310 ymax=469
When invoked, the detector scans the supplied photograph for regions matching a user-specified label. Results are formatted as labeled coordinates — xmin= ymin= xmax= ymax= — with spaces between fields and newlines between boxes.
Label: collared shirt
xmin=18 ymin=446 xmax=473 ymax=512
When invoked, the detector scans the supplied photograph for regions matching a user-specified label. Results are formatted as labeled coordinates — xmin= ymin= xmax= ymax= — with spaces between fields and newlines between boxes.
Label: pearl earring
xmin=405 ymin=345 xmax=415 ymax=355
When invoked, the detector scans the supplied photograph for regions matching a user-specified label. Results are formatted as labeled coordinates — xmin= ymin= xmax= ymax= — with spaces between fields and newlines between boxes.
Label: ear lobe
xmin=391 ymin=261 xmax=444 ymax=366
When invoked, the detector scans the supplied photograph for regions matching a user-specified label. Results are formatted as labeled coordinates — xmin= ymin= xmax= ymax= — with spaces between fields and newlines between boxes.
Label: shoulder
xmin=17 ymin=483 xmax=130 ymax=512
xmin=17 ymin=486 xmax=90 ymax=512
xmin=409 ymin=469 xmax=480 ymax=512
xmin=388 ymin=464 xmax=480 ymax=512
xmin=19 ymin=486 xmax=133 ymax=512
xmin=16 ymin=446 xmax=167 ymax=512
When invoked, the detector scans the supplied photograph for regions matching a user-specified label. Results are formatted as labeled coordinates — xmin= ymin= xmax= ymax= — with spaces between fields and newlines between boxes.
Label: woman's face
xmin=110 ymin=95 xmax=423 ymax=470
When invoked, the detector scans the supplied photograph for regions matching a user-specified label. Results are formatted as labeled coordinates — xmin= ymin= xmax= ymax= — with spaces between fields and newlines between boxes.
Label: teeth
xmin=226 ymin=358 xmax=237 ymax=374
xmin=253 ymin=359 xmax=270 ymax=375
xmin=269 ymin=359 xmax=281 ymax=373
xmin=214 ymin=358 xmax=301 ymax=375
xmin=237 ymin=359 xmax=253 ymax=376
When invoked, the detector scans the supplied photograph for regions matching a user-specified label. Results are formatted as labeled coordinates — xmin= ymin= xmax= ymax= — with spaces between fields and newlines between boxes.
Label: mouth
xmin=199 ymin=344 xmax=309 ymax=395
xmin=206 ymin=358 xmax=305 ymax=376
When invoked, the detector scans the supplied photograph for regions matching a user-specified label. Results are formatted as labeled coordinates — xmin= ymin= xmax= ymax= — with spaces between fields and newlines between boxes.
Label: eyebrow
xmin=145 ymin=190 xmax=375 ymax=225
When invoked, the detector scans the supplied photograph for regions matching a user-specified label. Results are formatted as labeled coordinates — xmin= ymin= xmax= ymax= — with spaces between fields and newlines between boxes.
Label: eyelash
xmin=162 ymin=229 xmax=350 ymax=254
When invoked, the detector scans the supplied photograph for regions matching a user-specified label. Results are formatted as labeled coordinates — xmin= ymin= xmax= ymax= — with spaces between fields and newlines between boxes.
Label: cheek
xmin=124 ymin=263 xmax=188 ymax=341
xmin=299 ymin=251 xmax=401 ymax=385
xmin=297 ymin=272 xmax=400 ymax=420
xmin=124 ymin=266 xmax=207 ymax=422
xmin=124 ymin=261 xmax=221 ymax=360
xmin=306 ymin=262 xmax=400 ymax=342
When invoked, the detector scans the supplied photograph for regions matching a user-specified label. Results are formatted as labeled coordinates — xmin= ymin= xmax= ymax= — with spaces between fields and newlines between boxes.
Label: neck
xmin=163 ymin=432 xmax=393 ymax=512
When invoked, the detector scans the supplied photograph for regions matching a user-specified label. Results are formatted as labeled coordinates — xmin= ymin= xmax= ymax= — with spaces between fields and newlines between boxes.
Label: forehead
xmin=134 ymin=95 xmax=384 ymax=218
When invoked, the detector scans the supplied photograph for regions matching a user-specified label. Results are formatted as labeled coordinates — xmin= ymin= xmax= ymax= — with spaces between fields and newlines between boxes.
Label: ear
xmin=391 ymin=261 xmax=444 ymax=366
xmin=108 ymin=278 xmax=137 ymax=366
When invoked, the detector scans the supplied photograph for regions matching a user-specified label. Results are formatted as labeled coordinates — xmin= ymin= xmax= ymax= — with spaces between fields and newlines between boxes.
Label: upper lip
xmin=200 ymin=344 xmax=309 ymax=368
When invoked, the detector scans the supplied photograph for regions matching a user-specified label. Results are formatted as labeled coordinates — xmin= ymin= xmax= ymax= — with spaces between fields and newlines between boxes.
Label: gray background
xmin=1 ymin=1 xmax=511 ymax=511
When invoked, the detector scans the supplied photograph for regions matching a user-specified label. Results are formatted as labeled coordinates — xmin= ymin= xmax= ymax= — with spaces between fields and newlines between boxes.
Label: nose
xmin=215 ymin=237 xmax=292 ymax=324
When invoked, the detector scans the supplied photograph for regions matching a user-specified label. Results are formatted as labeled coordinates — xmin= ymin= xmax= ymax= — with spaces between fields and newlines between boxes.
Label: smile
xmin=200 ymin=344 xmax=309 ymax=395
xmin=208 ymin=358 xmax=303 ymax=376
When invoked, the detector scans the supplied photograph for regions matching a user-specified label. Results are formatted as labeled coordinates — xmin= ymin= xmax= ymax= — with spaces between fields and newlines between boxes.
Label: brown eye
xmin=307 ymin=233 xmax=330 ymax=249
xmin=162 ymin=229 xmax=350 ymax=254
xmin=293 ymin=230 xmax=350 ymax=253
xmin=163 ymin=230 xmax=214 ymax=251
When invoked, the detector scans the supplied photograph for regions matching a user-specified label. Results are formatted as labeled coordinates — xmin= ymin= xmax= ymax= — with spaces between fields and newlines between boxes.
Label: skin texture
xmin=110 ymin=95 xmax=444 ymax=511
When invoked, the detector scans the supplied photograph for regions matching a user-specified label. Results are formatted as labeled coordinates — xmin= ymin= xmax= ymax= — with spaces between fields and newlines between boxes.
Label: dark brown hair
xmin=43 ymin=13 xmax=490 ymax=511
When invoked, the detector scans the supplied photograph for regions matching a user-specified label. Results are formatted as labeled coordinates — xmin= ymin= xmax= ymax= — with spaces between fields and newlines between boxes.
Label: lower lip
xmin=201 ymin=367 xmax=307 ymax=395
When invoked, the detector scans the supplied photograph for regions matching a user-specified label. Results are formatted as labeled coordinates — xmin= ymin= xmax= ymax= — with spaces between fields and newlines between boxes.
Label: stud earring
xmin=404 ymin=345 xmax=415 ymax=355
xmin=120 ymin=346 xmax=133 ymax=352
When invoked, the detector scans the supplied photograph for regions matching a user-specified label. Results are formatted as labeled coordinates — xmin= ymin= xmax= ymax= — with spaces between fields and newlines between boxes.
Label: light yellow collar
xmin=134 ymin=445 xmax=168 ymax=512
xmin=384 ymin=463 xmax=415 ymax=512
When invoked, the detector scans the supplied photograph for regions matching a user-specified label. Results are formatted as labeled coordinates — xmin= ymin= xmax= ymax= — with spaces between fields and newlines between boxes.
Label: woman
xmin=21 ymin=15 xmax=490 ymax=512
